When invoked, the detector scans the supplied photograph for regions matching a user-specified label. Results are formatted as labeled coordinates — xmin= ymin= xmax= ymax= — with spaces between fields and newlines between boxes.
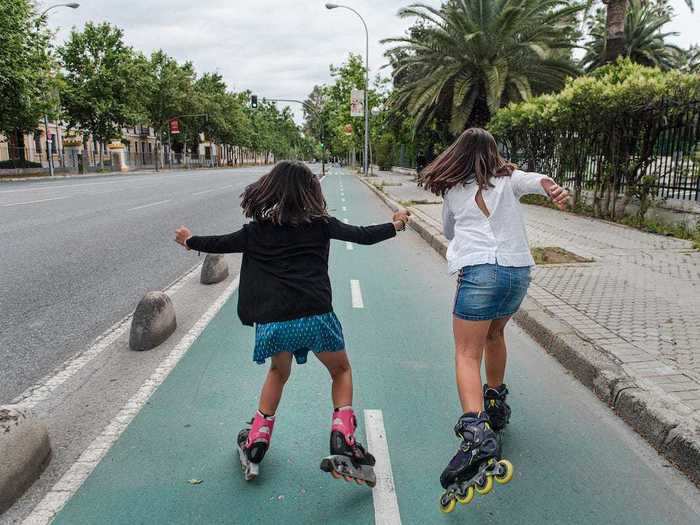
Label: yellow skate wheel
xmin=439 ymin=494 xmax=457 ymax=514
xmin=475 ymin=474 xmax=494 ymax=495
xmin=456 ymin=485 xmax=475 ymax=505
xmin=495 ymin=460 xmax=514 ymax=485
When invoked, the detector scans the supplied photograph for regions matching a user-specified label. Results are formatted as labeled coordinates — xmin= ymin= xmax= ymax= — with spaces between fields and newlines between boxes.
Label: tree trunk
xmin=603 ymin=0 xmax=628 ymax=63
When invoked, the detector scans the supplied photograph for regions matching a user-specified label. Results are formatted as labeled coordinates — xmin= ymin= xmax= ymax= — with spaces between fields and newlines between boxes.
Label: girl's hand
xmin=393 ymin=209 xmax=411 ymax=230
xmin=542 ymin=179 xmax=570 ymax=210
xmin=175 ymin=226 xmax=192 ymax=250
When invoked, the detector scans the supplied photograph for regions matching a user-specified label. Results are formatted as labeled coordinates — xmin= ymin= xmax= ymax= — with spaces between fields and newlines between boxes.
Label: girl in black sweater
xmin=175 ymin=161 xmax=409 ymax=485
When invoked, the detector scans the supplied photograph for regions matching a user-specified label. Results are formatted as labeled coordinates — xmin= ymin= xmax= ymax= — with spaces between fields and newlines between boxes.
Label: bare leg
xmin=453 ymin=318 xmax=491 ymax=413
xmin=315 ymin=350 xmax=353 ymax=408
xmin=484 ymin=316 xmax=511 ymax=388
xmin=258 ymin=352 xmax=293 ymax=415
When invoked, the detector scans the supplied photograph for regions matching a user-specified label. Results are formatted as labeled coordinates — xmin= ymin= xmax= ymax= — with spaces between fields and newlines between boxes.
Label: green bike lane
xmin=51 ymin=169 xmax=699 ymax=524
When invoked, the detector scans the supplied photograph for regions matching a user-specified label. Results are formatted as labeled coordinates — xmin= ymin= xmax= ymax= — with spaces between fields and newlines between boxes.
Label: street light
xmin=40 ymin=3 xmax=80 ymax=16
xmin=40 ymin=3 xmax=80 ymax=176
xmin=325 ymin=2 xmax=370 ymax=176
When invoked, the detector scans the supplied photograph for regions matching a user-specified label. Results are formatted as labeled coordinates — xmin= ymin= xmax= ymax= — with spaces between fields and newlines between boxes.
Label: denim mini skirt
xmin=253 ymin=312 xmax=345 ymax=365
xmin=453 ymin=264 xmax=531 ymax=321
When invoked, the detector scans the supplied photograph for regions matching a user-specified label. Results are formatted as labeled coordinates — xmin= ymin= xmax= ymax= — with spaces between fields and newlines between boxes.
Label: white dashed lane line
xmin=342 ymin=206 xmax=347 ymax=211
xmin=346 ymin=242 xmax=354 ymax=251
xmin=1 ymin=196 xmax=71 ymax=207
xmin=127 ymin=199 xmax=171 ymax=212
xmin=343 ymin=218 xmax=349 ymax=223
xmin=350 ymin=279 xmax=364 ymax=308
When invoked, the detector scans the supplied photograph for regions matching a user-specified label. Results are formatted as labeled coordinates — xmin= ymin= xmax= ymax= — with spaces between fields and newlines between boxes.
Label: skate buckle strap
xmin=332 ymin=408 xmax=357 ymax=447
xmin=246 ymin=412 xmax=275 ymax=448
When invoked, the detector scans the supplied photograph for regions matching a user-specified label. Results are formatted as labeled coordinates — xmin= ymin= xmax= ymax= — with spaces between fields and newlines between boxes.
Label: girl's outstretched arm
xmin=174 ymin=225 xmax=247 ymax=253
xmin=325 ymin=213 xmax=408 ymax=245
xmin=511 ymin=170 xmax=570 ymax=210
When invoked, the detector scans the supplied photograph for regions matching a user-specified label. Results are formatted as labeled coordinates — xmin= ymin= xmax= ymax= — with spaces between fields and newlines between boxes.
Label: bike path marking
xmin=351 ymin=279 xmax=364 ymax=308
xmin=365 ymin=409 xmax=402 ymax=525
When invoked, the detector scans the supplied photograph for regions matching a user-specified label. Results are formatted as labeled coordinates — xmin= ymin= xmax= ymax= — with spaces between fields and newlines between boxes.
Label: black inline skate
xmin=483 ymin=383 xmax=511 ymax=432
xmin=439 ymin=412 xmax=514 ymax=513
xmin=320 ymin=407 xmax=377 ymax=487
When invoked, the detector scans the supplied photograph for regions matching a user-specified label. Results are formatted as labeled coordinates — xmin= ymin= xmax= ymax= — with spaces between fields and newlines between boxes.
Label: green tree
xmin=0 ymin=0 xmax=53 ymax=157
xmin=59 ymin=22 xmax=145 ymax=168
xmin=141 ymin=50 xmax=196 ymax=169
xmin=582 ymin=0 xmax=682 ymax=70
xmin=382 ymin=0 xmax=584 ymax=139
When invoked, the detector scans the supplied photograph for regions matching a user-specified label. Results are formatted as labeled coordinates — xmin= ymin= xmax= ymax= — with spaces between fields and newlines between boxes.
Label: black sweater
xmin=186 ymin=217 xmax=396 ymax=326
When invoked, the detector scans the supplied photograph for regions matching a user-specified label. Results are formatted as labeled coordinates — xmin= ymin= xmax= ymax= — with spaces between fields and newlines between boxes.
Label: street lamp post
xmin=325 ymin=3 xmax=369 ymax=176
xmin=40 ymin=3 xmax=80 ymax=176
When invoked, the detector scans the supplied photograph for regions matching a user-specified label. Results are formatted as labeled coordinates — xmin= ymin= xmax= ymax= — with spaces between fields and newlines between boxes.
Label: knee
xmin=487 ymin=326 xmax=505 ymax=343
xmin=269 ymin=363 xmax=291 ymax=384
xmin=328 ymin=360 xmax=351 ymax=380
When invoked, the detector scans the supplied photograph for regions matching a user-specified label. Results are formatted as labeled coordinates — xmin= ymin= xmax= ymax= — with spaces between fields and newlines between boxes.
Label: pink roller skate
xmin=237 ymin=411 xmax=275 ymax=480
xmin=320 ymin=407 xmax=376 ymax=487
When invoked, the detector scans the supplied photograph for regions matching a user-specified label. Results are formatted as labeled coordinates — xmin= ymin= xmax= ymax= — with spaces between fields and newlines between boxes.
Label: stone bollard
xmin=200 ymin=254 xmax=229 ymax=285
xmin=129 ymin=291 xmax=177 ymax=351
xmin=0 ymin=405 xmax=51 ymax=514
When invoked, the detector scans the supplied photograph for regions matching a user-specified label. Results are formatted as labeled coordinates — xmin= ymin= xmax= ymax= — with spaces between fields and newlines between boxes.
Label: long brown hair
xmin=241 ymin=161 xmax=327 ymax=225
xmin=418 ymin=128 xmax=516 ymax=196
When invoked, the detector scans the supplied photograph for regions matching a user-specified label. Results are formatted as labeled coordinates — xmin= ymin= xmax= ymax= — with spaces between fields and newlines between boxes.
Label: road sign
xmin=169 ymin=119 xmax=180 ymax=135
xmin=350 ymin=89 xmax=364 ymax=118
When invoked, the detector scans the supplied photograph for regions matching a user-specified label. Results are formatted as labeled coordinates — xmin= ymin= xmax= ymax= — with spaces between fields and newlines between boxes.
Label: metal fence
xmin=499 ymin=99 xmax=700 ymax=203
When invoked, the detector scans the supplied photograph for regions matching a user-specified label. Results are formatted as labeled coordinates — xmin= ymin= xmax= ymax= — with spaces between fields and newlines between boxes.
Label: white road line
xmin=365 ymin=409 xmax=402 ymax=525
xmin=343 ymin=218 xmax=349 ymax=223
xmin=127 ymin=199 xmax=171 ymax=211
xmin=350 ymin=279 xmax=364 ymax=308
xmin=342 ymin=206 xmax=347 ymax=211
xmin=1 ymin=196 xmax=71 ymax=207
xmin=0 ymin=178 xmax=136 ymax=194
xmin=346 ymin=242 xmax=354 ymax=251
xmin=341 ymin=198 xmax=346 ymax=203
xmin=22 ymin=275 xmax=241 ymax=525
xmin=11 ymin=264 xmax=203 ymax=408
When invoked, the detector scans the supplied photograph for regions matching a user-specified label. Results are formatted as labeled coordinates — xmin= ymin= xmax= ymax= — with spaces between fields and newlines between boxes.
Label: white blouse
xmin=442 ymin=170 xmax=551 ymax=274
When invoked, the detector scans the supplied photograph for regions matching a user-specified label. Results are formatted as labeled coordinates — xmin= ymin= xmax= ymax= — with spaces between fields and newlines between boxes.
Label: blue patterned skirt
xmin=253 ymin=312 xmax=345 ymax=365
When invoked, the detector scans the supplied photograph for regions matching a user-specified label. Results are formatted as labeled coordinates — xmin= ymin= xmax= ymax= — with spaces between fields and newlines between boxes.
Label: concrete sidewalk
xmin=361 ymin=169 xmax=700 ymax=485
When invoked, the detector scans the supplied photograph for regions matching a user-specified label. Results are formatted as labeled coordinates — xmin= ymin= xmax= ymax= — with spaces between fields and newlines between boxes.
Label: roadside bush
xmin=490 ymin=59 xmax=700 ymax=222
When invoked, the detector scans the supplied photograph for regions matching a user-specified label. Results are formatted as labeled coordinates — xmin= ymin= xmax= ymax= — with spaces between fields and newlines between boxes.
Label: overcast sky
xmin=44 ymin=0 xmax=699 ymax=124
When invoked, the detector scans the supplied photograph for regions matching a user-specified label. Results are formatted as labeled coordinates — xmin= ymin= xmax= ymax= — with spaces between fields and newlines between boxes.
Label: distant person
xmin=174 ymin=161 xmax=409 ymax=486
xmin=416 ymin=152 xmax=427 ymax=174
xmin=418 ymin=128 xmax=569 ymax=513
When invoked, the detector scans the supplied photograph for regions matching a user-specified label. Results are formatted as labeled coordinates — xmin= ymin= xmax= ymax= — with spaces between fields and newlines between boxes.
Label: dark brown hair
xmin=418 ymin=128 xmax=516 ymax=196
xmin=241 ymin=161 xmax=327 ymax=225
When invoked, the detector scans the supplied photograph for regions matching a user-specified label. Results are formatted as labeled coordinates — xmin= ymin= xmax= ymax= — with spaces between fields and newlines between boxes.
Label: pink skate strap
xmin=332 ymin=406 xmax=356 ymax=446
xmin=246 ymin=411 xmax=275 ymax=448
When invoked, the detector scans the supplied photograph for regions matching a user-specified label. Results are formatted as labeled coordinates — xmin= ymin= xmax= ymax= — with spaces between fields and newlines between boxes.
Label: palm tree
xmin=601 ymin=0 xmax=693 ymax=62
xmin=583 ymin=0 xmax=683 ymax=70
xmin=383 ymin=0 xmax=583 ymax=138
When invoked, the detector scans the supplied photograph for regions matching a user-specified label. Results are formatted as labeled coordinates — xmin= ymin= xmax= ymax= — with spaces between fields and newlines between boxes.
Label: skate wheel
xmin=439 ymin=493 xmax=456 ymax=514
xmin=330 ymin=470 xmax=342 ymax=479
xmin=344 ymin=475 xmax=353 ymax=482
xmin=475 ymin=474 xmax=494 ymax=495
xmin=354 ymin=478 xmax=366 ymax=485
xmin=456 ymin=485 xmax=474 ymax=505
xmin=495 ymin=459 xmax=514 ymax=485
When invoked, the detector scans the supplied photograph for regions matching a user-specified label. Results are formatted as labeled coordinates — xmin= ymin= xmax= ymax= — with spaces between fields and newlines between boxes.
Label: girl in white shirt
xmin=419 ymin=128 xmax=569 ymax=511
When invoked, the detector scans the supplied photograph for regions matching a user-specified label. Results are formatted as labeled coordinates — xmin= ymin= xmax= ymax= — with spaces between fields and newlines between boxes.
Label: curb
xmin=358 ymin=174 xmax=700 ymax=487
xmin=0 ymin=405 xmax=52 ymax=514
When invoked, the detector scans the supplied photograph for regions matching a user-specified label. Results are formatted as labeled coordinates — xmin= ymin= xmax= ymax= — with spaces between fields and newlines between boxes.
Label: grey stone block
xmin=663 ymin=422 xmax=700 ymax=486
xmin=0 ymin=405 xmax=51 ymax=514
xmin=129 ymin=291 xmax=177 ymax=351
xmin=200 ymin=254 xmax=229 ymax=285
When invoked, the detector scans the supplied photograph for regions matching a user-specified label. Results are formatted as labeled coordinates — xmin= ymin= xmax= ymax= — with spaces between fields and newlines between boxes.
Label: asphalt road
xmin=48 ymin=169 xmax=700 ymax=524
xmin=0 ymin=167 xmax=273 ymax=403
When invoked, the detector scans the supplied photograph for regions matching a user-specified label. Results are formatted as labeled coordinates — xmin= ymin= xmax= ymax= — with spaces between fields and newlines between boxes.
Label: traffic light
xmin=251 ymin=95 xmax=258 ymax=108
